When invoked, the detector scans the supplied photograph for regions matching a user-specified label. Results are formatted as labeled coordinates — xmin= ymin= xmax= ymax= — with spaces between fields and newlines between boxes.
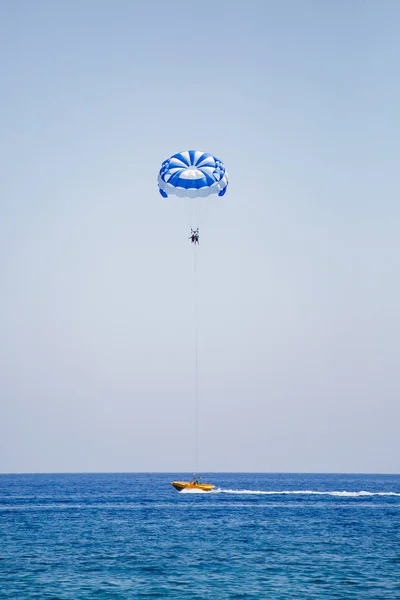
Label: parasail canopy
xmin=158 ymin=150 xmax=228 ymax=199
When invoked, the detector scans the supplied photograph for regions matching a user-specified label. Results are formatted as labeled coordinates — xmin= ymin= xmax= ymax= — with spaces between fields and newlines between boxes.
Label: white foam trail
xmin=211 ymin=488 xmax=400 ymax=497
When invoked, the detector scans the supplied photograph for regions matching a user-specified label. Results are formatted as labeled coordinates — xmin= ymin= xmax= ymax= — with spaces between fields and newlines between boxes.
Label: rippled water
xmin=1 ymin=473 xmax=399 ymax=599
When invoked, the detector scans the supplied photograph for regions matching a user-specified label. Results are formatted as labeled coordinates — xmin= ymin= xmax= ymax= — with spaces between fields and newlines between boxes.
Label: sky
xmin=1 ymin=0 xmax=399 ymax=474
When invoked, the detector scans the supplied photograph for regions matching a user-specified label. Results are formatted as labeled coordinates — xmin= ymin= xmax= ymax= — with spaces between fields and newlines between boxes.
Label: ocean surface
xmin=1 ymin=473 xmax=399 ymax=599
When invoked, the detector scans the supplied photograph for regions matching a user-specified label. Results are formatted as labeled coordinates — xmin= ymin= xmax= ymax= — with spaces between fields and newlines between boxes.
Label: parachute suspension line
xmin=192 ymin=197 xmax=198 ymax=231
xmin=193 ymin=215 xmax=199 ymax=478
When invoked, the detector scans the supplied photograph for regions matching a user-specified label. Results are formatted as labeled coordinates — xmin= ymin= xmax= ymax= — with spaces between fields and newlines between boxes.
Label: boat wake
xmin=211 ymin=489 xmax=400 ymax=497
xmin=179 ymin=487 xmax=210 ymax=494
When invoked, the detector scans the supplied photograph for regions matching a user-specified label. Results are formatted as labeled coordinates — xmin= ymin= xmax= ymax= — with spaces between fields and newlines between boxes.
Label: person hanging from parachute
xmin=157 ymin=150 xmax=228 ymax=247
xmin=189 ymin=228 xmax=199 ymax=245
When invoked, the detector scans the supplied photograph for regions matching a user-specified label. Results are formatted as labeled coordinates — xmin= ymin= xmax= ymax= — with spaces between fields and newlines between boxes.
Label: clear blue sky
xmin=1 ymin=0 xmax=399 ymax=473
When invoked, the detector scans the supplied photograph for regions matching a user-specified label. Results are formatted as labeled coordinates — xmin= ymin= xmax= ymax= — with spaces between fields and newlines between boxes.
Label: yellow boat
xmin=171 ymin=480 xmax=215 ymax=492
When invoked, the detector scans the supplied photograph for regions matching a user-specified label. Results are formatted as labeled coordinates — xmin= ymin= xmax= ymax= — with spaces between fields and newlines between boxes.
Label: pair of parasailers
xmin=189 ymin=229 xmax=199 ymax=245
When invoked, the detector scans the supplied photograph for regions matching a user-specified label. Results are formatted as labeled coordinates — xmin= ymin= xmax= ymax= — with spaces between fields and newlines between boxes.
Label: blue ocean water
xmin=1 ymin=473 xmax=399 ymax=599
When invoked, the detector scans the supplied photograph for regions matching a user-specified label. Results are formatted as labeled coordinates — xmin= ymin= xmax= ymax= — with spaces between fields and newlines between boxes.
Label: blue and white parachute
xmin=158 ymin=150 xmax=228 ymax=198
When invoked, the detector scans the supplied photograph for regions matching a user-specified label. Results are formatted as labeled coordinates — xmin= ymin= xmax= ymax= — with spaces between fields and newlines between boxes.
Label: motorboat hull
xmin=171 ymin=481 xmax=215 ymax=492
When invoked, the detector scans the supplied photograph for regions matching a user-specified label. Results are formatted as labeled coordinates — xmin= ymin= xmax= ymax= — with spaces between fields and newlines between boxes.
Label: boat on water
xmin=171 ymin=480 xmax=215 ymax=492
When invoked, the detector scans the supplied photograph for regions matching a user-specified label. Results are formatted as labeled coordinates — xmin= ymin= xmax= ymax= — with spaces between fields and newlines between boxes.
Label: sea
xmin=1 ymin=472 xmax=399 ymax=599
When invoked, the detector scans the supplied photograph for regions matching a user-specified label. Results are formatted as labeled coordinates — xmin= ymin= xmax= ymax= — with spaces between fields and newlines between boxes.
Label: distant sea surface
xmin=1 ymin=473 xmax=400 ymax=599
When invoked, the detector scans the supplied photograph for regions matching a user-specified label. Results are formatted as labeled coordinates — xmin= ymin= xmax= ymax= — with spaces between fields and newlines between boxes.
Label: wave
xmin=211 ymin=489 xmax=400 ymax=497
xmin=180 ymin=488 xmax=210 ymax=494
